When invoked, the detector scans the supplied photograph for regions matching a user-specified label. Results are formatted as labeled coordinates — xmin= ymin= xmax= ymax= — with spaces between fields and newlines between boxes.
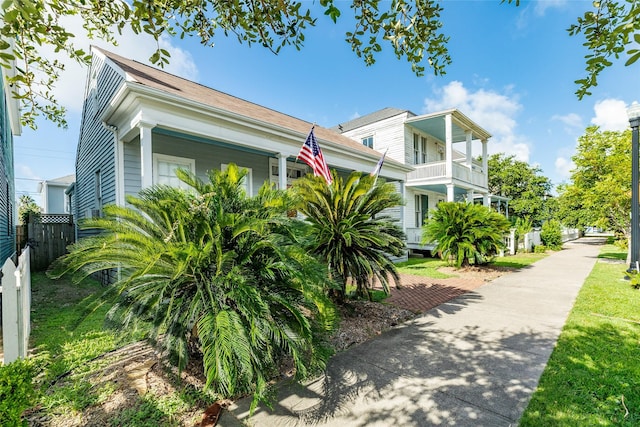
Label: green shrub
xmin=0 ymin=358 xmax=36 ymax=426
xmin=540 ymin=220 xmax=563 ymax=250
xmin=534 ymin=244 xmax=547 ymax=254
xmin=624 ymin=269 xmax=640 ymax=289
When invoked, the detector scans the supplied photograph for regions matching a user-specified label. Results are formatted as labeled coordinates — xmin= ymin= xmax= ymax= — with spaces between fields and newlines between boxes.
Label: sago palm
xmin=293 ymin=171 xmax=405 ymax=300
xmin=422 ymin=201 xmax=510 ymax=267
xmin=49 ymin=164 xmax=336 ymax=412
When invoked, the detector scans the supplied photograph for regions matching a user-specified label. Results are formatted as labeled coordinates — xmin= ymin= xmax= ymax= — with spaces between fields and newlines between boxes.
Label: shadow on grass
xmin=520 ymin=321 xmax=640 ymax=426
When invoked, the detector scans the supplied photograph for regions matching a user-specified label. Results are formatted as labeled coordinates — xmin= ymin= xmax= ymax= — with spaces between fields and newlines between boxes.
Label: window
xmin=153 ymin=154 xmax=196 ymax=189
xmin=221 ymin=163 xmax=252 ymax=196
xmin=94 ymin=170 xmax=102 ymax=208
xmin=421 ymin=136 xmax=428 ymax=163
xmin=415 ymin=194 xmax=429 ymax=227
xmin=269 ymin=158 xmax=308 ymax=189
xmin=413 ymin=134 xmax=420 ymax=164
xmin=362 ymin=136 xmax=374 ymax=148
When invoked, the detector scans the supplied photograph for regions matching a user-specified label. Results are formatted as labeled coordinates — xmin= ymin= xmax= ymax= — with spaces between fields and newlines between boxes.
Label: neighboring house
xmin=74 ymin=47 xmax=412 ymax=243
xmin=334 ymin=107 xmax=493 ymax=251
xmin=0 ymin=53 xmax=21 ymax=261
xmin=37 ymin=174 xmax=75 ymax=214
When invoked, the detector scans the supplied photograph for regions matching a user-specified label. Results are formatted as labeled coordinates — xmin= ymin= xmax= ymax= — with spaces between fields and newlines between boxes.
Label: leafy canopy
xmin=2 ymin=0 xmax=639 ymax=128
xmin=18 ymin=194 xmax=41 ymax=224
xmin=556 ymin=126 xmax=631 ymax=238
xmin=49 ymin=164 xmax=337 ymax=412
xmin=0 ymin=0 xmax=449 ymax=129
xmin=486 ymin=153 xmax=553 ymax=225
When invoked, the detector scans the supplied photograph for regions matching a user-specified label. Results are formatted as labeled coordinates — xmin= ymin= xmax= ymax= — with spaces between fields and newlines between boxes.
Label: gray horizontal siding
xmin=75 ymin=55 xmax=124 ymax=238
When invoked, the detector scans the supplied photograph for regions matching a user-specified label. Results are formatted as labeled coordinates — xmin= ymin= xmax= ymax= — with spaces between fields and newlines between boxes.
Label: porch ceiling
xmin=406 ymin=110 xmax=491 ymax=142
xmin=406 ymin=183 xmax=469 ymax=197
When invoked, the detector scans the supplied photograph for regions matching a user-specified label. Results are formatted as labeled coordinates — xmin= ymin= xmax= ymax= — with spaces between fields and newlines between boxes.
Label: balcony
xmin=406 ymin=159 xmax=487 ymax=188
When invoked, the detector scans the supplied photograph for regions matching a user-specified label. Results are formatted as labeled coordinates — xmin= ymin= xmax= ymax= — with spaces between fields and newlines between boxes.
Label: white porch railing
xmin=1 ymin=247 xmax=32 ymax=364
xmin=407 ymin=161 xmax=487 ymax=188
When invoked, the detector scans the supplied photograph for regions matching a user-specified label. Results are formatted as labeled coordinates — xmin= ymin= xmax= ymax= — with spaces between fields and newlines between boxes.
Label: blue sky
xmin=14 ymin=0 xmax=640 ymax=205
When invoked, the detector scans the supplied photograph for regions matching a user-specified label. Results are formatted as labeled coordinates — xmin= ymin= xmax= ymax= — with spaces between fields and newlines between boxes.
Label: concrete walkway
xmin=219 ymin=237 xmax=604 ymax=426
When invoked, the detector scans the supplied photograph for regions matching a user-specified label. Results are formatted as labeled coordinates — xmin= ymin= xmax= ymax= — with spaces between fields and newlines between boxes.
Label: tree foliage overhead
xmin=0 ymin=0 xmax=449 ymax=129
xmin=2 ymin=0 xmax=638 ymax=129
xmin=17 ymin=194 xmax=41 ymax=224
xmin=556 ymin=126 xmax=631 ymax=238
xmin=486 ymin=153 xmax=553 ymax=225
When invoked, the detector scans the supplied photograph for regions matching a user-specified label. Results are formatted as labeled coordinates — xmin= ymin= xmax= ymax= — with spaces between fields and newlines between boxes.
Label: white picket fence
xmin=1 ymin=247 xmax=31 ymax=364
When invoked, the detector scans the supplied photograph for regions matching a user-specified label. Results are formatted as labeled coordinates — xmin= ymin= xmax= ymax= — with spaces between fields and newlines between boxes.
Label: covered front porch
xmin=405 ymin=109 xmax=490 ymax=195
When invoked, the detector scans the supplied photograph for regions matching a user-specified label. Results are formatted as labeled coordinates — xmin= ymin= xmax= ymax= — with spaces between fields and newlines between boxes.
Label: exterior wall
xmin=123 ymin=132 xmax=275 ymax=199
xmin=341 ymin=113 xmax=409 ymax=166
xmin=75 ymin=55 xmax=124 ymax=237
xmin=0 ymin=75 xmax=15 ymax=260
xmin=45 ymin=185 xmax=68 ymax=213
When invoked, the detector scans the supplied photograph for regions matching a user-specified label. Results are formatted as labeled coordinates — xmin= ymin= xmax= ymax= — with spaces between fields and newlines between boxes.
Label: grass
xmin=27 ymin=272 xmax=210 ymax=425
xmin=396 ymin=251 xmax=548 ymax=279
xmin=520 ymin=244 xmax=640 ymax=426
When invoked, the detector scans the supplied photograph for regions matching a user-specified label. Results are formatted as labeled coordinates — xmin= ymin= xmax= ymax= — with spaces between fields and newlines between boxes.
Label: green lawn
xmin=397 ymin=251 xmax=548 ymax=279
xmin=520 ymin=245 xmax=640 ymax=426
xmin=27 ymin=273 xmax=208 ymax=425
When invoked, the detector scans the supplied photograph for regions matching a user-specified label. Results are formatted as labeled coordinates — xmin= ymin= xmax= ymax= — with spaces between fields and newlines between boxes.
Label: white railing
xmin=1 ymin=247 xmax=31 ymax=364
xmin=405 ymin=227 xmax=423 ymax=244
xmin=406 ymin=162 xmax=446 ymax=181
xmin=407 ymin=161 xmax=487 ymax=188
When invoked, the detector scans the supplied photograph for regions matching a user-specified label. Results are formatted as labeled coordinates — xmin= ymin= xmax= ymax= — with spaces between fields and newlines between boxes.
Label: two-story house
xmin=334 ymin=107 xmax=492 ymax=251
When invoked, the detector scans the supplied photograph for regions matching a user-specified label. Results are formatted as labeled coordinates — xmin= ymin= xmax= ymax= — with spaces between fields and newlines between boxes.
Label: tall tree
xmin=486 ymin=153 xmax=553 ymax=225
xmin=293 ymin=171 xmax=405 ymax=300
xmin=556 ymin=126 xmax=631 ymax=238
xmin=17 ymin=194 xmax=41 ymax=224
xmin=49 ymin=164 xmax=337 ymax=412
xmin=1 ymin=1 xmax=638 ymax=128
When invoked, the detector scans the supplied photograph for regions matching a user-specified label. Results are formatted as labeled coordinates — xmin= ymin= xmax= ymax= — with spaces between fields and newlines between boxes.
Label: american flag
xmin=298 ymin=127 xmax=333 ymax=185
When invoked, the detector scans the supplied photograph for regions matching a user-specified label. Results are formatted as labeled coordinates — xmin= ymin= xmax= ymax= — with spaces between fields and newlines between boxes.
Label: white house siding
xmin=75 ymin=55 xmax=125 ymax=238
xmin=341 ymin=113 xmax=409 ymax=168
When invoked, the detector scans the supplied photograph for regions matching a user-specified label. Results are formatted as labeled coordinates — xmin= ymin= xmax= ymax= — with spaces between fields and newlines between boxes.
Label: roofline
xmin=406 ymin=109 xmax=492 ymax=141
xmin=103 ymin=80 xmax=413 ymax=173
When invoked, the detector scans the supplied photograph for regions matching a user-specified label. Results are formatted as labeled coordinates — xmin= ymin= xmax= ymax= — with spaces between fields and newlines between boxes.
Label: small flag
xmin=298 ymin=127 xmax=333 ymax=185
xmin=370 ymin=148 xmax=388 ymax=182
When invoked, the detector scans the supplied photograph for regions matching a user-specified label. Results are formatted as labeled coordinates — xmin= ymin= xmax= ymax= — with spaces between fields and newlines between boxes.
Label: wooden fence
xmin=1 ymin=247 xmax=31 ymax=364
xmin=16 ymin=214 xmax=75 ymax=271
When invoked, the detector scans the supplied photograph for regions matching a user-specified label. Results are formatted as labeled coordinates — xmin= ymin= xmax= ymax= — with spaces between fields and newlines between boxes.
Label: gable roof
xmin=93 ymin=47 xmax=408 ymax=167
xmin=332 ymin=107 xmax=413 ymax=133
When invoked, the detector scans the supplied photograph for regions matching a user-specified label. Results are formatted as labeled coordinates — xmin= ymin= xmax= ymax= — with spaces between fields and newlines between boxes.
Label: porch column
xmin=467 ymin=189 xmax=474 ymax=203
xmin=399 ymin=181 xmax=406 ymax=233
xmin=446 ymin=184 xmax=455 ymax=202
xmin=277 ymin=153 xmax=288 ymax=190
xmin=483 ymin=193 xmax=490 ymax=207
xmin=465 ymin=130 xmax=473 ymax=168
xmin=139 ymin=123 xmax=154 ymax=189
xmin=481 ymin=138 xmax=488 ymax=183
xmin=445 ymin=114 xmax=453 ymax=179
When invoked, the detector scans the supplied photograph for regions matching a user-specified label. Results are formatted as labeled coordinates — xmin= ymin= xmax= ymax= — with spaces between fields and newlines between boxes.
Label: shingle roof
xmin=95 ymin=47 xmax=400 ymax=162
xmin=332 ymin=107 xmax=412 ymax=133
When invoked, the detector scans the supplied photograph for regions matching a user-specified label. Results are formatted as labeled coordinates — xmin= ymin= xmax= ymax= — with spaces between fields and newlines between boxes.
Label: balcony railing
xmin=407 ymin=160 xmax=487 ymax=187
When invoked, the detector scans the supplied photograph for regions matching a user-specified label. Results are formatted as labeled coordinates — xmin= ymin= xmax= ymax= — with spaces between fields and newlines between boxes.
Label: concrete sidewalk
xmin=219 ymin=237 xmax=604 ymax=426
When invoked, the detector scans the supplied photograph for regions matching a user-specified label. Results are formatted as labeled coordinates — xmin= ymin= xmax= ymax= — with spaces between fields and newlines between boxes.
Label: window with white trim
xmin=421 ymin=136 xmax=428 ymax=163
xmin=153 ymin=154 xmax=196 ymax=189
xmin=415 ymin=194 xmax=429 ymax=227
xmin=221 ymin=163 xmax=253 ymax=196
xmin=362 ymin=136 xmax=374 ymax=148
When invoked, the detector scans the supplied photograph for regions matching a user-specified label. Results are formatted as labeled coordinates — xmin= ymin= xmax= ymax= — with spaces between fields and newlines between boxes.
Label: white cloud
xmin=591 ymin=98 xmax=629 ymax=131
xmin=36 ymin=15 xmax=199 ymax=113
xmin=534 ymin=0 xmax=568 ymax=16
xmin=552 ymin=113 xmax=582 ymax=129
xmin=554 ymin=156 xmax=574 ymax=181
xmin=424 ymin=81 xmax=530 ymax=162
